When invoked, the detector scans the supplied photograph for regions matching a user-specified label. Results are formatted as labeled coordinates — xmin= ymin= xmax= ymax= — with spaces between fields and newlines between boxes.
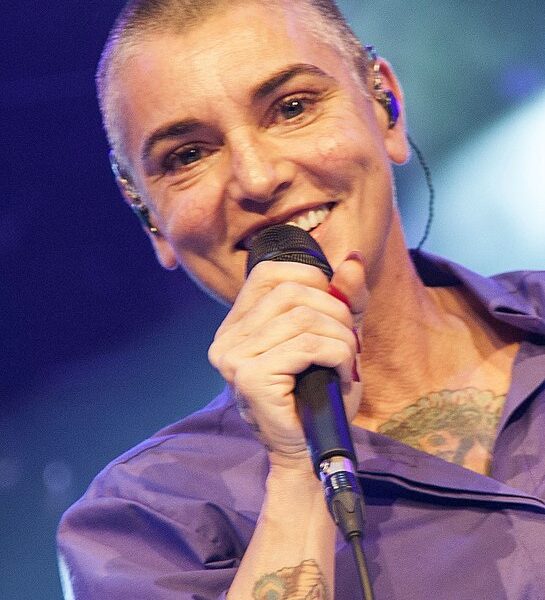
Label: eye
xmin=162 ymin=146 xmax=206 ymax=173
xmin=280 ymin=98 xmax=306 ymax=120
xmin=270 ymin=94 xmax=318 ymax=126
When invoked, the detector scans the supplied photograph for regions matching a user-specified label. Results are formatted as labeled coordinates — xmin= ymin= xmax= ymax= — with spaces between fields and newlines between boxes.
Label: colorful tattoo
xmin=378 ymin=388 xmax=506 ymax=473
xmin=252 ymin=559 xmax=328 ymax=599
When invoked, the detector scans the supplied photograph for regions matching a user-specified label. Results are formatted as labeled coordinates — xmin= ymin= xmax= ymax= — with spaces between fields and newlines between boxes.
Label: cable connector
xmin=319 ymin=456 xmax=366 ymax=541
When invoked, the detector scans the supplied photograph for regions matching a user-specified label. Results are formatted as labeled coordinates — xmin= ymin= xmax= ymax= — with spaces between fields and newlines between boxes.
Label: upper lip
xmin=236 ymin=201 xmax=335 ymax=249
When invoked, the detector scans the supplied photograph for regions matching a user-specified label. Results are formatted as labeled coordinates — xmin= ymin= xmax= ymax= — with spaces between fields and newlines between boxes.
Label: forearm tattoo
xmin=378 ymin=387 xmax=505 ymax=473
xmin=252 ymin=559 xmax=328 ymax=600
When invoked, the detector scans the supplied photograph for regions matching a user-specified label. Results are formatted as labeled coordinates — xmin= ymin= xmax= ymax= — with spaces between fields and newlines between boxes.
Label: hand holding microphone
xmin=209 ymin=225 xmax=372 ymax=597
xmin=208 ymin=226 xmax=366 ymax=471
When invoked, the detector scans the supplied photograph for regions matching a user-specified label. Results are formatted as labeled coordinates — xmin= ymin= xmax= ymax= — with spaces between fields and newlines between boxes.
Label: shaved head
xmin=96 ymin=0 xmax=369 ymax=173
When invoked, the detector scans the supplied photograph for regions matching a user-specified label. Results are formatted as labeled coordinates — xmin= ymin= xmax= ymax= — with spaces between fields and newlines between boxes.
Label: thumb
xmin=329 ymin=251 xmax=368 ymax=327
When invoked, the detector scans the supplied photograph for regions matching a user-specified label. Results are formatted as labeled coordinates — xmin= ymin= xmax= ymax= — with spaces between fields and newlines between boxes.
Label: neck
xmin=355 ymin=215 xmax=520 ymax=431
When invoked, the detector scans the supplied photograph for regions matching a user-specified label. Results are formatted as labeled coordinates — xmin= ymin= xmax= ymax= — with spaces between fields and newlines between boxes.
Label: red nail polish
xmin=327 ymin=284 xmax=351 ymax=309
xmin=353 ymin=328 xmax=362 ymax=354
xmin=352 ymin=359 xmax=360 ymax=382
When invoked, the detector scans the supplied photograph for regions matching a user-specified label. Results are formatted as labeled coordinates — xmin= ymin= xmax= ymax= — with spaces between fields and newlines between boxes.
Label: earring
xmin=365 ymin=45 xmax=400 ymax=129
xmin=129 ymin=199 xmax=160 ymax=235
xmin=109 ymin=151 xmax=159 ymax=235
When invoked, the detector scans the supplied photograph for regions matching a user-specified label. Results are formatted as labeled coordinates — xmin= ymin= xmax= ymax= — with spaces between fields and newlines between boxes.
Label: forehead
xmin=127 ymin=1 xmax=344 ymax=78
xmin=119 ymin=2 xmax=348 ymax=100
xmin=114 ymin=2 xmax=354 ymax=162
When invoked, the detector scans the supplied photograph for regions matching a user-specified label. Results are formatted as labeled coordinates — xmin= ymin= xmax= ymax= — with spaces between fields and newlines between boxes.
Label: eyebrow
xmin=140 ymin=63 xmax=336 ymax=163
xmin=251 ymin=63 xmax=336 ymax=100
xmin=141 ymin=119 xmax=202 ymax=164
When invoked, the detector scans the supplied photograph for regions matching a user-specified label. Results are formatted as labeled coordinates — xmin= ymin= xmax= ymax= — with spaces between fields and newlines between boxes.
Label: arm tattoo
xmin=378 ymin=387 xmax=506 ymax=473
xmin=252 ymin=559 xmax=328 ymax=599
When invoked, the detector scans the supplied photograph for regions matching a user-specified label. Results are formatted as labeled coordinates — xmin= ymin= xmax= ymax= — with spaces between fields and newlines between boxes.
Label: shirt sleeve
xmin=57 ymin=494 xmax=245 ymax=600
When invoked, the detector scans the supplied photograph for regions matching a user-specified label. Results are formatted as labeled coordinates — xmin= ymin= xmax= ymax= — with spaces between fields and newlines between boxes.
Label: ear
xmin=148 ymin=232 xmax=179 ymax=271
xmin=370 ymin=59 xmax=410 ymax=165
xmin=114 ymin=175 xmax=179 ymax=271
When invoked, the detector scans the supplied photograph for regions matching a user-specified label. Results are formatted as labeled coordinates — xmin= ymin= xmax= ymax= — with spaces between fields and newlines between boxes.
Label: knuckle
xmin=345 ymin=331 xmax=357 ymax=355
xmin=207 ymin=342 xmax=220 ymax=368
xmin=211 ymin=349 xmax=238 ymax=382
xmin=297 ymin=332 xmax=320 ymax=353
xmin=221 ymin=354 xmax=239 ymax=378
xmin=329 ymin=296 xmax=352 ymax=326
xmin=289 ymin=305 xmax=315 ymax=329
xmin=337 ymin=334 xmax=355 ymax=358
xmin=233 ymin=362 xmax=258 ymax=394
xmin=275 ymin=281 xmax=304 ymax=303
xmin=339 ymin=302 xmax=353 ymax=326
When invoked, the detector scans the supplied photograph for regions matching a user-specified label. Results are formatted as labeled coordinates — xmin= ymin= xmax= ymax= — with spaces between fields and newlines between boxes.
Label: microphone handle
xmin=295 ymin=364 xmax=357 ymax=477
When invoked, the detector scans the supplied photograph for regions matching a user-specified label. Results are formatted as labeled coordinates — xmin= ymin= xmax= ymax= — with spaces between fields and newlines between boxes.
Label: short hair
xmin=96 ymin=0 xmax=369 ymax=174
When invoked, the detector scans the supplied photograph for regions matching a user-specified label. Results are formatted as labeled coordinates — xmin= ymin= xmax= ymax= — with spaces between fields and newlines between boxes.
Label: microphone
xmin=246 ymin=224 xmax=366 ymax=544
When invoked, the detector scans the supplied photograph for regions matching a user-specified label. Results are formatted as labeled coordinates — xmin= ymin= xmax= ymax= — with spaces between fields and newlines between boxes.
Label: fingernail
xmin=352 ymin=359 xmax=360 ymax=382
xmin=353 ymin=328 xmax=362 ymax=353
xmin=327 ymin=283 xmax=351 ymax=309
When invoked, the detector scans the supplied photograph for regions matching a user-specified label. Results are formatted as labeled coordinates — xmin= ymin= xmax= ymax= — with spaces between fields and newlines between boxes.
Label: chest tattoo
xmin=377 ymin=388 xmax=506 ymax=473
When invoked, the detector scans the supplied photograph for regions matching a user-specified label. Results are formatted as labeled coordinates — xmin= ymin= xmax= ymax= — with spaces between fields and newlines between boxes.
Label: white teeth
xmin=243 ymin=204 xmax=332 ymax=249
xmin=286 ymin=204 xmax=331 ymax=232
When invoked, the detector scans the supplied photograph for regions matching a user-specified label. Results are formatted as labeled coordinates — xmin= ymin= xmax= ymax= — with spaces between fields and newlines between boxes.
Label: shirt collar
xmin=411 ymin=249 xmax=545 ymax=336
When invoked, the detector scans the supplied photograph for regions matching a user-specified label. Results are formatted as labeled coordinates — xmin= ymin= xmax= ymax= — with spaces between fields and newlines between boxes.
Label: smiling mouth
xmin=240 ymin=202 xmax=334 ymax=249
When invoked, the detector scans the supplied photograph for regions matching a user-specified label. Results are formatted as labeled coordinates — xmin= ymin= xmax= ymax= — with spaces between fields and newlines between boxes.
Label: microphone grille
xmin=246 ymin=224 xmax=333 ymax=280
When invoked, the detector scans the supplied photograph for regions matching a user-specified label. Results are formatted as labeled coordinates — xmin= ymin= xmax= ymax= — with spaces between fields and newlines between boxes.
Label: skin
xmin=109 ymin=2 xmax=521 ymax=596
xmin=115 ymin=3 xmax=408 ymax=299
xmin=114 ymin=0 xmax=410 ymax=451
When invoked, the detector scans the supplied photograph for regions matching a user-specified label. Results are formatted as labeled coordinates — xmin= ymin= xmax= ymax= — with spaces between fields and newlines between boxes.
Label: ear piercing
xmin=365 ymin=45 xmax=400 ymax=129
xmin=109 ymin=151 xmax=159 ymax=235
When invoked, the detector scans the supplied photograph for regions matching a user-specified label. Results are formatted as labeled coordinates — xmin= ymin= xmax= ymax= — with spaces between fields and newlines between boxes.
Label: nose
xmin=226 ymin=129 xmax=294 ymax=206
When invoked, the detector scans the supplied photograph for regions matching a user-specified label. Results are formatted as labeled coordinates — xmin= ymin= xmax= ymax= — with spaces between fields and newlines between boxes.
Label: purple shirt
xmin=57 ymin=252 xmax=545 ymax=599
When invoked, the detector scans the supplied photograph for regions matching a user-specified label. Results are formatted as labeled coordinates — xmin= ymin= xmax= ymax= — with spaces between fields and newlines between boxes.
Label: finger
xmin=233 ymin=338 xmax=362 ymax=450
xmin=211 ymin=283 xmax=353 ymax=360
xmin=212 ymin=307 xmax=356 ymax=381
xmin=215 ymin=282 xmax=352 ymax=344
xmin=218 ymin=260 xmax=330 ymax=332
xmin=329 ymin=251 xmax=368 ymax=327
xmin=233 ymin=332 xmax=356 ymax=394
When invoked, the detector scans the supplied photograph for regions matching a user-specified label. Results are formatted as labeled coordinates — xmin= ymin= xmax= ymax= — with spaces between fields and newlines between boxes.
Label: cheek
xmin=316 ymin=135 xmax=342 ymax=160
xmin=309 ymin=125 xmax=376 ymax=186
xmin=313 ymin=110 xmax=381 ymax=168
xmin=153 ymin=188 xmax=226 ymax=254
xmin=180 ymin=252 xmax=241 ymax=304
